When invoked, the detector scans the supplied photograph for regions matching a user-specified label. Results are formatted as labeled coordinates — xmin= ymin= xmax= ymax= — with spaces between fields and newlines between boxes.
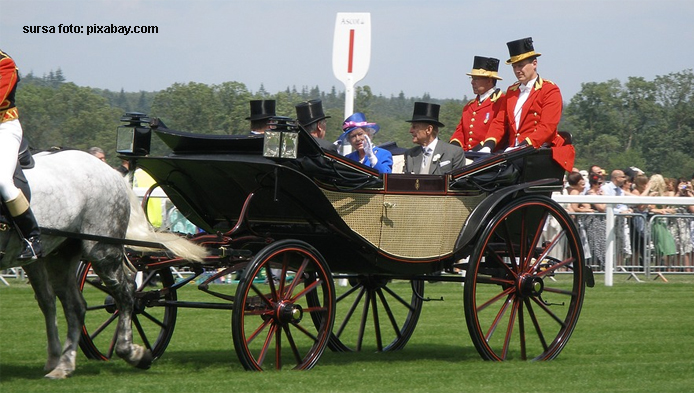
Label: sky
xmin=2 ymin=0 xmax=694 ymax=102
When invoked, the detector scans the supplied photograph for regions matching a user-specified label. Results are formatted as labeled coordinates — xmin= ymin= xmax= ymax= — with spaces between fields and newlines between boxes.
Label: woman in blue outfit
xmin=339 ymin=113 xmax=393 ymax=173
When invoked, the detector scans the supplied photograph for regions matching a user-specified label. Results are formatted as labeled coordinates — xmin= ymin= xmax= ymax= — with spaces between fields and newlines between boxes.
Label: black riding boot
xmin=6 ymin=191 xmax=42 ymax=260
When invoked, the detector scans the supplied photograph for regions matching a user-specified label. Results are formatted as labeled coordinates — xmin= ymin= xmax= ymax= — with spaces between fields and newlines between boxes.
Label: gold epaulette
xmin=1 ymin=107 xmax=18 ymax=122
xmin=509 ymin=82 xmax=521 ymax=92
xmin=490 ymin=88 xmax=503 ymax=102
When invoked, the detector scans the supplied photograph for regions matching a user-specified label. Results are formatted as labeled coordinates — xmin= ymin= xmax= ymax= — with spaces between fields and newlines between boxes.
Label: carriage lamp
xmin=116 ymin=112 xmax=152 ymax=155
xmin=263 ymin=116 xmax=300 ymax=159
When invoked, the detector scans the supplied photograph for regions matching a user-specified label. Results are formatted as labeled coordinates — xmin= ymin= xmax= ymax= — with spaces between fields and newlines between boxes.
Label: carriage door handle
xmin=383 ymin=202 xmax=396 ymax=208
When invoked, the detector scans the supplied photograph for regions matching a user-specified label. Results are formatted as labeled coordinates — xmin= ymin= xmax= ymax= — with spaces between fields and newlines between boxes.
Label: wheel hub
xmin=277 ymin=302 xmax=303 ymax=324
xmin=518 ymin=275 xmax=544 ymax=297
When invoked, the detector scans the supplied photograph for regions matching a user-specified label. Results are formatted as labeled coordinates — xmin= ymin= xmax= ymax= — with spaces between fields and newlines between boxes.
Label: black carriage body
xmin=134 ymin=124 xmax=565 ymax=277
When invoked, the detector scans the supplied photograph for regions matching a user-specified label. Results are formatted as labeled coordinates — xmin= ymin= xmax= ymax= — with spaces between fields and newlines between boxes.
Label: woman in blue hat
xmin=339 ymin=113 xmax=392 ymax=173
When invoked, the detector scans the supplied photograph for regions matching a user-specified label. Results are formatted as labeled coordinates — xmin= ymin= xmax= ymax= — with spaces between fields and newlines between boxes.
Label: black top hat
xmin=246 ymin=99 xmax=276 ymax=121
xmin=505 ymin=37 xmax=542 ymax=64
xmin=466 ymin=56 xmax=503 ymax=80
xmin=405 ymin=102 xmax=445 ymax=127
xmin=295 ymin=99 xmax=331 ymax=127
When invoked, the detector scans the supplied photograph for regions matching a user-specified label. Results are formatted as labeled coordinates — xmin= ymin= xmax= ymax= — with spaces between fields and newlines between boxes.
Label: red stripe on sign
xmin=348 ymin=29 xmax=355 ymax=73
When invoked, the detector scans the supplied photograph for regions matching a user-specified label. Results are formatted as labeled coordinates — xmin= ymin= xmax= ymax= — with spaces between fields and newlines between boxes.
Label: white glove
xmin=504 ymin=145 xmax=520 ymax=152
xmin=363 ymin=134 xmax=378 ymax=166
xmin=479 ymin=146 xmax=491 ymax=153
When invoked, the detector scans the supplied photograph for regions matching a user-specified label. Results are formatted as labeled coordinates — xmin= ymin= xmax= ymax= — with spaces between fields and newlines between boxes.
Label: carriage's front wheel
xmin=232 ymin=240 xmax=335 ymax=370
xmin=77 ymin=261 xmax=178 ymax=361
xmin=464 ymin=195 xmax=586 ymax=361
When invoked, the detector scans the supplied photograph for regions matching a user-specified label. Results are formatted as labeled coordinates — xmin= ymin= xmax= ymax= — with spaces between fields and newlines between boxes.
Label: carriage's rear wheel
xmin=464 ymin=195 xmax=586 ymax=361
xmin=232 ymin=240 xmax=335 ymax=370
xmin=77 ymin=261 xmax=177 ymax=361
xmin=316 ymin=275 xmax=424 ymax=352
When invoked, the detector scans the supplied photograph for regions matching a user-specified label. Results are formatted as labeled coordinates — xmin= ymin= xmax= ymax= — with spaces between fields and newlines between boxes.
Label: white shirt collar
xmin=520 ymin=76 xmax=538 ymax=93
xmin=478 ymin=87 xmax=495 ymax=103
xmin=423 ymin=137 xmax=439 ymax=154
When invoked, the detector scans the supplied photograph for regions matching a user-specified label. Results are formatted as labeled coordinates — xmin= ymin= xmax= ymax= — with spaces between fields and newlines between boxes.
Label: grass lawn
xmin=1 ymin=274 xmax=693 ymax=392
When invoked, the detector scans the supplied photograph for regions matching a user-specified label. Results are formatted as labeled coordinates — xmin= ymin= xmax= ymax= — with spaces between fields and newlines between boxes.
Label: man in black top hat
xmin=247 ymin=99 xmax=276 ymax=135
xmin=404 ymin=102 xmax=465 ymax=175
xmin=294 ymin=99 xmax=337 ymax=151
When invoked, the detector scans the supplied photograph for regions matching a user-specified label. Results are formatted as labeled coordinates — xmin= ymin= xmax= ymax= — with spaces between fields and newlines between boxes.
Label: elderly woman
xmin=339 ymin=112 xmax=393 ymax=173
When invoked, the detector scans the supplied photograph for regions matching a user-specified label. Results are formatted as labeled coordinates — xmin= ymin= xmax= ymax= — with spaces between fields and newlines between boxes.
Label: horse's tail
xmin=125 ymin=187 xmax=208 ymax=262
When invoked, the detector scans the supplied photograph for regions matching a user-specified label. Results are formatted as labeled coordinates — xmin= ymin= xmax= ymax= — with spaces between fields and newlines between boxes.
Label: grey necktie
xmin=420 ymin=147 xmax=432 ymax=174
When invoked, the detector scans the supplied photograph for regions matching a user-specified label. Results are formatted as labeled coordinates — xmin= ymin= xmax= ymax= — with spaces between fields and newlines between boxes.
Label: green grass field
xmin=1 ymin=275 xmax=693 ymax=392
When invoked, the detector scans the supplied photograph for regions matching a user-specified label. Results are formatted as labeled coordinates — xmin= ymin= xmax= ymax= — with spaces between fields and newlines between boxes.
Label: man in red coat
xmin=449 ymin=56 xmax=506 ymax=151
xmin=479 ymin=37 xmax=574 ymax=171
xmin=0 ymin=49 xmax=42 ymax=259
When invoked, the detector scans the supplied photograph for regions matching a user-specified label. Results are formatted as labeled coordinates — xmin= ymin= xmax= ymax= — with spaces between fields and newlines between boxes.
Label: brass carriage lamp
xmin=116 ymin=112 xmax=152 ymax=155
xmin=263 ymin=116 xmax=299 ymax=159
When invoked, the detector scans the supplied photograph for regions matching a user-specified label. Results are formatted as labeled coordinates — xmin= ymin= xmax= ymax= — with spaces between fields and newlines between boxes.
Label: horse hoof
xmin=136 ymin=350 xmax=154 ymax=370
xmin=44 ymin=368 xmax=71 ymax=380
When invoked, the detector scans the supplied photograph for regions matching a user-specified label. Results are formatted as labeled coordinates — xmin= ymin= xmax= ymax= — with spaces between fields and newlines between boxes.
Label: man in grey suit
xmin=404 ymin=102 xmax=465 ymax=174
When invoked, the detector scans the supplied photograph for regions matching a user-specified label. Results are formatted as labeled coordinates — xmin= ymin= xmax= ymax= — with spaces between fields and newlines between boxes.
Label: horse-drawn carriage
xmin=0 ymin=111 xmax=587 ymax=377
xmin=71 ymin=113 xmax=594 ymax=371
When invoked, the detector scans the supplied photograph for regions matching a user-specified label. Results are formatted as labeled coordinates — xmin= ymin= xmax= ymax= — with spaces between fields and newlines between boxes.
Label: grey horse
xmin=0 ymin=150 xmax=206 ymax=379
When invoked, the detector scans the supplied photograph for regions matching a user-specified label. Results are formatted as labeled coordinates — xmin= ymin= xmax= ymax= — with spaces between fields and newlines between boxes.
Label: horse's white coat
xmin=1 ymin=150 xmax=206 ymax=379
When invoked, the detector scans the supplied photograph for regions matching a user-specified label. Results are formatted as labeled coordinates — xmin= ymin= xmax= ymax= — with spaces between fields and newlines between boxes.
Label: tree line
xmin=16 ymin=68 xmax=694 ymax=178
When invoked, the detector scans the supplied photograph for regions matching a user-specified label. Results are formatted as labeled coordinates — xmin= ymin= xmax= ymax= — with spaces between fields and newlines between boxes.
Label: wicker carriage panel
xmin=379 ymin=194 xmax=485 ymax=258
xmin=322 ymin=190 xmax=384 ymax=247
xmin=322 ymin=190 xmax=485 ymax=259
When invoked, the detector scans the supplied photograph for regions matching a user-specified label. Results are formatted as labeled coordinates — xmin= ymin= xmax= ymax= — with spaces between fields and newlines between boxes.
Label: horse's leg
xmin=22 ymin=260 xmax=63 ymax=376
xmin=41 ymin=242 xmax=85 ymax=379
xmin=89 ymin=245 xmax=153 ymax=370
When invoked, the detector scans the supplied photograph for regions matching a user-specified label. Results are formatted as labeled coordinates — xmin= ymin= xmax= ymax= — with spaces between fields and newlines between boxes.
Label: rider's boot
xmin=6 ymin=191 xmax=42 ymax=260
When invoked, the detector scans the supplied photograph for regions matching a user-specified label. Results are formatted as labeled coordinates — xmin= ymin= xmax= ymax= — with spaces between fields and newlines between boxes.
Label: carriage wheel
xmin=232 ymin=240 xmax=335 ymax=370
xmin=315 ymin=276 xmax=424 ymax=352
xmin=77 ymin=261 xmax=177 ymax=361
xmin=464 ymin=195 xmax=586 ymax=361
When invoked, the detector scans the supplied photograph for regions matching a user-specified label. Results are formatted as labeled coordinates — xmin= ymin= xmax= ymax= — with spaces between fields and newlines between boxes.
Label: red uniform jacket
xmin=450 ymin=88 xmax=505 ymax=151
xmin=0 ymin=49 xmax=20 ymax=122
xmin=485 ymin=76 xmax=574 ymax=171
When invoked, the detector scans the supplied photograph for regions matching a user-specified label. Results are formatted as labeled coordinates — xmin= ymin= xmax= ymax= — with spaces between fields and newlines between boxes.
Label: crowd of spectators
xmin=562 ymin=165 xmax=694 ymax=272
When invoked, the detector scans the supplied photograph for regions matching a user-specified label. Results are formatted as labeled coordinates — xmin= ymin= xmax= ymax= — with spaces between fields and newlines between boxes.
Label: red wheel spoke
xmin=500 ymin=298 xmax=520 ymax=360
xmin=477 ymin=286 xmax=515 ymax=313
xmin=475 ymin=275 xmax=515 ymax=286
xmin=524 ymin=298 xmax=549 ymax=352
xmin=522 ymin=210 xmax=548 ymax=271
xmin=543 ymin=286 xmax=576 ymax=297
xmin=284 ymin=256 xmax=309 ymax=299
xmin=283 ymin=325 xmax=303 ymax=365
xmin=518 ymin=300 xmax=527 ymax=360
xmin=249 ymin=284 xmax=275 ymax=307
xmin=255 ymin=322 xmax=277 ymax=367
xmin=484 ymin=295 xmax=512 ymax=342
xmin=530 ymin=296 xmax=567 ymax=327
xmin=289 ymin=278 xmax=321 ymax=303
xmin=536 ymin=257 xmax=575 ymax=277
xmin=246 ymin=316 xmax=273 ymax=345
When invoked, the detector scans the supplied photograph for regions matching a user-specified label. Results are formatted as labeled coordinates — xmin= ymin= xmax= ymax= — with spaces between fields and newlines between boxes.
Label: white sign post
xmin=332 ymin=12 xmax=371 ymax=154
